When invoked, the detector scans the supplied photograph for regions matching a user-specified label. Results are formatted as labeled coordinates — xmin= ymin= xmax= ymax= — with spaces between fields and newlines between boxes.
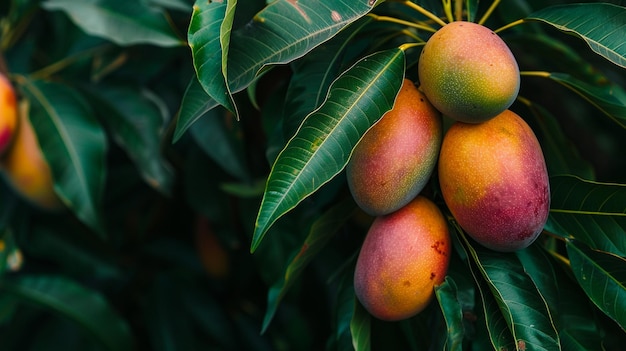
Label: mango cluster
xmin=0 ymin=74 xmax=63 ymax=210
xmin=349 ymin=22 xmax=550 ymax=321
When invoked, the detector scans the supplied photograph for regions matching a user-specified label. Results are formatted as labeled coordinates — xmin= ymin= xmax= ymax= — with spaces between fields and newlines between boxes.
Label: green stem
xmin=442 ymin=0 xmax=454 ymax=23
xmin=369 ymin=14 xmax=437 ymax=33
xmin=400 ymin=29 xmax=426 ymax=43
xmin=454 ymin=0 xmax=464 ymax=21
xmin=402 ymin=0 xmax=448 ymax=27
xmin=494 ymin=18 xmax=525 ymax=33
xmin=399 ymin=42 xmax=423 ymax=52
xmin=29 ymin=45 xmax=112 ymax=80
xmin=477 ymin=0 xmax=500 ymax=25
xmin=520 ymin=70 xmax=552 ymax=78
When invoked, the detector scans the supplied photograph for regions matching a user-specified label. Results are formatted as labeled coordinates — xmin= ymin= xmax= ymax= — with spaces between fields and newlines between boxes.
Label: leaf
xmin=351 ymin=297 xmax=371 ymax=351
xmin=22 ymin=79 xmax=107 ymax=234
xmin=41 ymin=0 xmax=184 ymax=47
xmin=434 ymin=277 xmax=465 ymax=351
xmin=526 ymin=3 xmax=626 ymax=68
xmin=84 ymin=84 xmax=174 ymax=196
xmin=566 ymin=240 xmax=626 ymax=331
xmin=0 ymin=275 xmax=133 ymax=351
xmin=261 ymin=197 xmax=357 ymax=333
xmin=188 ymin=0 xmax=237 ymax=116
xmin=545 ymin=175 xmax=626 ymax=257
xmin=461 ymin=230 xmax=561 ymax=351
xmin=546 ymin=72 xmax=626 ymax=129
xmin=251 ymin=48 xmax=405 ymax=252
xmin=173 ymin=76 xmax=219 ymax=143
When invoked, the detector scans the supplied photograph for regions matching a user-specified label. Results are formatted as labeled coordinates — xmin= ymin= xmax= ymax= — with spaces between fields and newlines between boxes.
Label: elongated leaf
xmin=84 ymin=84 xmax=174 ymax=196
xmin=526 ymin=3 xmax=626 ymax=68
xmin=251 ymin=48 xmax=405 ymax=252
xmin=22 ymin=79 xmax=106 ymax=234
xmin=566 ymin=240 xmax=626 ymax=331
xmin=174 ymin=76 xmax=219 ymax=142
xmin=0 ymin=275 xmax=133 ymax=351
xmin=545 ymin=175 xmax=626 ymax=257
xmin=188 ymin=0 xmax=237 ymax=115
xmin=261 ymin=197 xmax=357 ymax=333
xmin=545 ymin=72 xmax=626 ymax=128
xmin=351 ymin=297 xmax=371 ymax=351
xmin=435 ymin=277 xmax=465 ymax=351
xmin=463 ymin=233 xmax=561 ymax=351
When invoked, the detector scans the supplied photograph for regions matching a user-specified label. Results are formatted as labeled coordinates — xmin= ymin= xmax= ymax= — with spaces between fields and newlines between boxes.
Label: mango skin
xmin=1 ymin=100 xmax=63 ymax=211
xmin=438 ymin=110 xmax=549 ymax=252
xmin=418 ymin=21 xmax=520 ymax=123
xmin=0 ymin=74 xmax=18 ymax=156
xmin=347 ymin=79 xmax=442 ymax=216
xmin=354 ymin=196 xmax=451 ymax=321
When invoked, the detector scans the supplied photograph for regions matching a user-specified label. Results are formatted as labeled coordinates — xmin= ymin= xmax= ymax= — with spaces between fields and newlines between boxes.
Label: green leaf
xmin=566 ymin=240 xmax=626 ymax=331
xmin=251 ymin=48 xmax=405 ymax=252
xmin=518 ymin=98 xmax=594 ymax=179
xmin=261 ymin=197 xmax=357 ymax=333
xmin=41 ymin=0 xmax=184 ymax=47
xmin=434 ymin=277 xmax=465 ymax=351
xmin=545 ymin=72 xmax=626 ymax=129
xmin=173 ymin=76 xmax=219 ymax=143
xmin=546 ymin=175 xmax=626 ymax=257
xmin=22 ymin=79 xmax=107 ymax=234
xmin=0 ymin=275 xmax=133 ymax=351
xmin=461 ymin=231 xmax=561 ymax=351
xmin=351 ymin=297 xmax=371 ymax=351
xmin=526 ymin=3 xmax=626 ymax=68
xmin=84 ymin=84 xmax=174 ymax=196
xmin=188 ymin=0 xmax=237 ymax=116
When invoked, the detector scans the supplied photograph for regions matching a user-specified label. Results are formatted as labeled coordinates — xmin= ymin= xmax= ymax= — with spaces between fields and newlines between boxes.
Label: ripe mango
xmin=347 ymin=79 xmax=441 ymax=216
xmin=418 ymin=21 xmax=520 ymax=123
xmin=438 ymin=110 xmax=549 ymax=252
xmin=1 ymin=100 xmax=63 ymax=210
xmin=0 ymin=74 xmax=18 ymax=156
xmin=354 ymin=196 xmax=450 ymax=321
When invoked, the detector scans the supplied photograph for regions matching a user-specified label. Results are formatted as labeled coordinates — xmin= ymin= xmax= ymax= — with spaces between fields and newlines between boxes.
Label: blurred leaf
xmin=0 ymin=275 xmax=133 ymax=351
xmin=519 ymin=98 xmax=595 ymax=179
xmin=465 ymin=0 xmax=478 ymax=22
xmin=251 ymin=48 xmax=405 ymax=252
xmin=282 ymin=16 xmax=373 ymax=139
xmin=149 ymin=0 xmax=191 ymax=12
xmin=545 ymin=72 xmax=626 ymax=128
xmin=351 ymin=298 xmax=371 ymax=351
xmin=545 ymin=175 xmax=626 ymax=257
xmin=566 ymin=240 xmax=626 ymax=332
xmin=462 ymin=233 xmax=561 ymax=351
xmin=84 ymin=84 xmax=175 ymax=196
xmin=21 ymin=79 xmax=107 ymax=234
xmin=261 ymin=197 xmax=357 ymax=333
xmin=41 ymin=0 xmax=184 ymax=47
xmin=435 ymin=277 xmax=465 ymax=351
xmin=526 ymin=3 xmax=626 ymax=68
xmin=188 ymin=0 xmax=237 ymax=115
xmin=174 ymin=75 xmax=219 ymax=142
xmin=190 ymin=106 xmax=249 ymax=181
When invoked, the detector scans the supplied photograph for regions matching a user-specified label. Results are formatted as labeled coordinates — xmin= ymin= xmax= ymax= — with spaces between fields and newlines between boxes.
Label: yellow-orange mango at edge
xmin=354 ymin=196 xmax=451 ymax=321
xmin=438 ymin=110 xmax=550 ymax=252
xmin=0 ymin=74 xmax=19 ymax=156
xmin=1 ymin=100 xmax=63 ymax=211
xmin=347 ymin=79 xmax=442 ymax=216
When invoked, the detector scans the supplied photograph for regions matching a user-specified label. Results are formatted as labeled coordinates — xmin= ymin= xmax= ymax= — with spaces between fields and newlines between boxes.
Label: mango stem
xmin=369 ymin=14 xmax=437 ymax=33
xmin=403 ymin=1 xmax=448 ymax=27
xmin=478 ymin=0 xmax=501 ymax=25
xmin=494 ymin=19 xmax=525 ymax=34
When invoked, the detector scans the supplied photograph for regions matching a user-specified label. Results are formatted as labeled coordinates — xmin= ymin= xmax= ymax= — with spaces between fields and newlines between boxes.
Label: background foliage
xmin=0 ymin=0 xmax=625 ymax=350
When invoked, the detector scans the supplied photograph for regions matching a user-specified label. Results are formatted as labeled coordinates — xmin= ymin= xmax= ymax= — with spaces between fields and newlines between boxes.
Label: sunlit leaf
xmin=545 ymin=72 xmax=626 ymax=128
xmin=261 ymin=197 xmax=357 ymax=333
xmin=351 ymin=297 xmax=371 ymax=351
xmin=84 ymin=84 xmax=175 ymax=196
xmin=546 ymin=175 xmax=626 ymax=257
xmin=526 ymin=3 xmax=626 ymax=68
xmin=21 ymin=79 xmax=106 ymax=234
xmin=41 ymin=0 xmax=184 ymax=47
xmin=251 ymin=48 xmax=405 ymax=252
xmin=188 ymin=0 xmax=237 ymax=115
xmin=0 ymin=275 xmax=133 ymax=351
xmin=566 ymin=240 xmax=626 ymax=331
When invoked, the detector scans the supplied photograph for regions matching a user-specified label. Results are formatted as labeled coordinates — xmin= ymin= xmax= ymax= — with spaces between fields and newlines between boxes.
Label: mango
xmin=0 ymin=74 xmax=19 ymax=156
xmin=418 ymin=21 xmax=520 ymax=123
xmin=354 ymin=196 xmax=450 ymax=321
xmin=438 ymin=110 xmax=549 ymax=252
xmin=1 ymin=100 xmax=63 ymax=210
xmin=347 ymin=79 xmax=441 ymax=216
